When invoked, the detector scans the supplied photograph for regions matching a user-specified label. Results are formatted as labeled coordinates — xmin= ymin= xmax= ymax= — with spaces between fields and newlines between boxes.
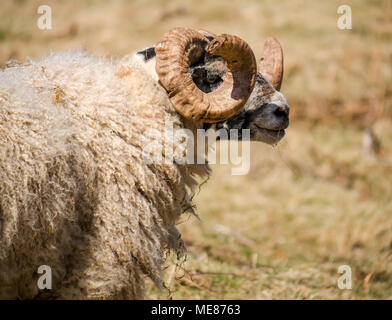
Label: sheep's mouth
xmin=252 ymin=125 xmax=286 ymax=145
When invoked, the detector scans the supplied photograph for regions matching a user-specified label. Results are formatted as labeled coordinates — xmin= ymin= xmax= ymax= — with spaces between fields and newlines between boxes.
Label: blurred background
xmin=1 ymin=0 xmax=391 ymax=299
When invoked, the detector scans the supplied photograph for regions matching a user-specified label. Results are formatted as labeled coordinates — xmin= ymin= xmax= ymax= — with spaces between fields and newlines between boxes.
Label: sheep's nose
xmin=273 ymin=104 xmax=290 ymax=119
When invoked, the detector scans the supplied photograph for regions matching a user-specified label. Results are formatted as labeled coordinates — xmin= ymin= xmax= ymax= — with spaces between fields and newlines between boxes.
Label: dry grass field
xmin=1 ymin=0 xmax=391 ymax=299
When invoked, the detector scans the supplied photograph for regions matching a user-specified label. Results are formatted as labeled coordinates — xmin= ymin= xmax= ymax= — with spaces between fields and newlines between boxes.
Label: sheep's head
xmin=154 ymin=27 xmax=289 ymax=145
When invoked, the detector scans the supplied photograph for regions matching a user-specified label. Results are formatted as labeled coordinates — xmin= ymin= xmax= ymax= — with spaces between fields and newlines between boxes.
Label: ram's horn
xmin=155 ymin=27 xmax=257 ymax=123
xmin=258 ymin=36 xmax=284 ymax=91
xmin=197 ymin=29 xmax=216 ymax=39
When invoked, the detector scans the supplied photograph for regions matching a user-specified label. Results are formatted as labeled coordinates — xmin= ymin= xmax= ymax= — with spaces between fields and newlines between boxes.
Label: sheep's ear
xmin=258 ymin=37 xmax=284 ymax=91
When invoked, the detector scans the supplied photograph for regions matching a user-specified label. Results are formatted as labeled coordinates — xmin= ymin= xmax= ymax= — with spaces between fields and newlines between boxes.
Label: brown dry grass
xmin=1 ymin=0 xmax=391 ymax=299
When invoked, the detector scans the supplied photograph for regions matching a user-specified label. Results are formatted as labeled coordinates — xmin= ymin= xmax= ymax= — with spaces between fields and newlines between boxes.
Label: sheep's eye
xmin=206 ymin=75 xmax=218 ymax=84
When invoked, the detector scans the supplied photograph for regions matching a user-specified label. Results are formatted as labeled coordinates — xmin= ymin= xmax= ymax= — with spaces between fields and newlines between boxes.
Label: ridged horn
xmin=258 ymin=36 xmax=284 ymax=91
xmin=155 ymin=27 xmax=257 ymax=123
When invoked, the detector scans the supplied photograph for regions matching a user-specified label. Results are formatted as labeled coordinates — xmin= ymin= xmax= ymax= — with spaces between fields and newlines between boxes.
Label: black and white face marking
xmin=189 ymin=54 xmax=226 ymax=93
xmin=202 ymin=72 xmax=289 ymax=145
xmin=137 ymin=46 xmax=289 ymax=145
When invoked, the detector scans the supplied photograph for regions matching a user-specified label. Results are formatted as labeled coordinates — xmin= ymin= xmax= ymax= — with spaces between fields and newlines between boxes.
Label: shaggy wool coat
xmin=0 ymin=50 xmax=209 ymax=299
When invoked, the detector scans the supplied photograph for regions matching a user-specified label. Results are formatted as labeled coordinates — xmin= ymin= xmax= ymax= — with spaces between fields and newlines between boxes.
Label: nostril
xmin=274 ymin=109 xmax=285 ymax=118
xmin=273 ymin=106 xmax=289 ymax=118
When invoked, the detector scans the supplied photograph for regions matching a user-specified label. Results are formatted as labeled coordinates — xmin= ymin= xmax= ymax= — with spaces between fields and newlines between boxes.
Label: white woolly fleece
xmin=0 ymin=50 xmax=209 ymax=299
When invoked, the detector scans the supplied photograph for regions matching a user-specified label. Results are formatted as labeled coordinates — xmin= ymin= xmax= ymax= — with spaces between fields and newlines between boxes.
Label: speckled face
xmin=190 ymin=55 xmax=289 ymax=145
xmin=217 ymin=73 xmax=289 ymax=145
xmin=137 ymin=46 xmax=289 ymax=145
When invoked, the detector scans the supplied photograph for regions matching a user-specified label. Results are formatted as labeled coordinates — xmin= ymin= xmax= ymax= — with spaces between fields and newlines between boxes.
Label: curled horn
xmin=155 ymin=27 xmax=257 ymax=123
xmin=258 ymin=36 xmax=284 ymax=91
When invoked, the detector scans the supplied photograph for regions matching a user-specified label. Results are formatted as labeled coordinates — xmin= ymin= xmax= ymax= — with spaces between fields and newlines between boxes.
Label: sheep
xmin=0 ymin=27 xmax=289 ymax=299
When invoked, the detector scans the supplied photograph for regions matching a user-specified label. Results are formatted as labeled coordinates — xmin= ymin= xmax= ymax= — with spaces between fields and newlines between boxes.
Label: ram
xmin=0 ymin=28 xmax=289 ymax=299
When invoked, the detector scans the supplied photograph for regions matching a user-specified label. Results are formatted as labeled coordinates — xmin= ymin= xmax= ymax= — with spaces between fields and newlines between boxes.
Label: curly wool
xmin=0 ymin=50 xmax=210 ymax=299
